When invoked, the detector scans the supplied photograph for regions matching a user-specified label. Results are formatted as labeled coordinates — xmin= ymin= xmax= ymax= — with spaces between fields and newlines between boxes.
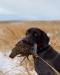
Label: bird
xmin=9 ymin=37 xmax=38 ymax=59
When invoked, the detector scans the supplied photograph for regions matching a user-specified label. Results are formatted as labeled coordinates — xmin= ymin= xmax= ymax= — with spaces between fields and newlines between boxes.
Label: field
xmin=0 ymin=21 xmax=60 ymax=75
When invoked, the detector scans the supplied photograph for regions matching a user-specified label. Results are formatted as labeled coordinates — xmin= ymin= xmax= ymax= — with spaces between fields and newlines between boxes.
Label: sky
xmin=0 ymin=0 xmax=60 ymax=20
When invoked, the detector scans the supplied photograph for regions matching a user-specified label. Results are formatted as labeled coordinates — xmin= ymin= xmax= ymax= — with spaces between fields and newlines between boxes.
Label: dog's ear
xmin=41 ymin=31 xmax=50 ymax=45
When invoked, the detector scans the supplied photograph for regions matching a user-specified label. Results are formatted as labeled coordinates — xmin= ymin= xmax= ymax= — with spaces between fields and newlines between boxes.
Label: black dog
xmin=26 ymin=27 xmax=60 ymax=73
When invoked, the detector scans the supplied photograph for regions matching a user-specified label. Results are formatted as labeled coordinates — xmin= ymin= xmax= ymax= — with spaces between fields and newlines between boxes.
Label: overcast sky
xmin=0 ymin=0 xmax=60 ymax=20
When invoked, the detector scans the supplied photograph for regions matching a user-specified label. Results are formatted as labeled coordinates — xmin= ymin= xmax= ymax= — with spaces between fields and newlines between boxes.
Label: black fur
xmin=26 ymin=27 xmax=60 ymax=74
xmin=34 ymin=57 xmax=57 ymax=75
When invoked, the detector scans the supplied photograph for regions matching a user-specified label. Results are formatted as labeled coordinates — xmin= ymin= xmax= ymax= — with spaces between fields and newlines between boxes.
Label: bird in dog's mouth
xmin=9 ymin=36 xmax=38 ymax=59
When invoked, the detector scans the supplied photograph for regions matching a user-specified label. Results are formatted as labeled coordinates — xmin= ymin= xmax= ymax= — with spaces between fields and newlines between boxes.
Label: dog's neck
xmin=37 ymin=44 xmax=50 ymax=53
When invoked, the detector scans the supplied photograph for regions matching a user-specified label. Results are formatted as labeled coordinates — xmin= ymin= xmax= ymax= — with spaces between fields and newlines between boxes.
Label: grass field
xmin=0 ymin=21 xmax=60 ymax=52
xmin=0 ymin=21 xmax=60 ymax=75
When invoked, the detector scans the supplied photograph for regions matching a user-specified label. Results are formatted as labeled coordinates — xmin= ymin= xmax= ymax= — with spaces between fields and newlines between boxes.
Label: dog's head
xmin=26 ymin=27 xmax=50 ymax=49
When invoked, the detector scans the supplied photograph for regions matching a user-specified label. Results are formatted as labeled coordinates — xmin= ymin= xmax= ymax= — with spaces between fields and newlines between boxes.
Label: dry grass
xmin=0 ymin=21 xmax=60 ymax=52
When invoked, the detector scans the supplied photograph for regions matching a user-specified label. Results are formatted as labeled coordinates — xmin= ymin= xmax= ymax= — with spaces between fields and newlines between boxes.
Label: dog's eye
xmin=34 ymin=33 xmax=37 ymax=36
